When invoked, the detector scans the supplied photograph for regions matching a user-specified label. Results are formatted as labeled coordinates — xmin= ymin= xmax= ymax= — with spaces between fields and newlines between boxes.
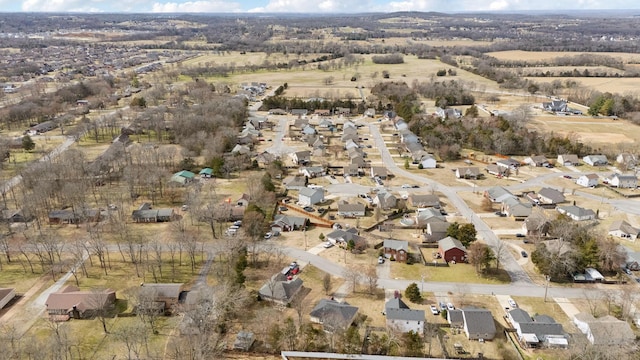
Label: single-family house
xmin=624 ymin=251 xmax=640 ymax=271
xmin=132 ymin=208 xmax=175 ymax=223
xmin=299 ymin=166 xmax=326 ymax=178
xmin=425 ymin=222 xmax=450 ymax=242
xmin=282 ymin=175 xmax=307 ymax=190
xmin=455 ymin=167 xmax=481 ymax=179
xmin=573 ymin=313 xmax=635 ymax=345
xmin=522 ymin=212 xmax=551 ymax=236
xmin=373 ymin=191 xmax=397 ymax=210
xmin=607 ymin=173 xmax=637 ymax=188
xmin=170 ymin=170 xmax=196 ymax=185
xmin=583 ymin=155 xmax=608 ymax=166
xmin=484 ymin=186 xmax=516 ymax=203
xmin=507 ymin=308 xmax=567 ymax=348
xmin=290 ymin=150 xmax=311 ymax=165
xmin=199 ymin=168 xmax=213 ymax=178
xmin=314 ymin=109 xmax=331 ymax=117
xmin=557 ymin=154 xmax=579 ymax=166
xmin=485 ymin=164 xmax=507 ymax=176
xmin=415 ymin=208 xmax=446 ymax=227
xmin=438 ymin=236 xmax=467 ymax=263
xmin=0 ymin=288 xmax=16 ymax=309
xmin=408 ymin=194 xmax=440 ymax=208
xmin=256 ymin=151 xmax=276 ymax=166
xmin=436 ymin=107 xmax=462 ymax=119
xmin=496 ymin=158 xmax=521 ymax=171
xmin=385 ymin=297 xmax=425 ymax=335
xmin=419 ymin=155 xmax=437 ymax=169
xmin=344 ymin=138 xmax=359 ymax=150
xmin=291 ymin=109 xmax=308 ymax=117
xmin=301 ymin=124 xmax=317 ymax=135
xmin=524 ymin=155 xmax=550 ymax=167
xmin=576 ymin=173 xmax=599 ymax=187
xmin=370 ymin=166 xmax=388 ymax=179
xmin=501 ymin=197 xmax=532 ymax=220
xmin=608 ymin=220 xmax=639 ymax=240
xmin=45 ymin=286 xmax=116 ymax=321
xmin=343 ymin=164 xmax=360 ymax=177
xmin=393 ymin=118 xmax=409 ymax=131
xmin=537 ymin=188 xmax=566 ymax=205
xmin=383 ymin=239 xmax=409 ymax=262
xmin=318 ymin=119 xmax=333 ymax=129
xmin=616 ymin=153 xmax=637 ymax=169
xmin=337 ymin=203 xmax=366 ymax=218
xmin=364 ymin=108 xmax=376 ymax=117
xmin=268 ymin=108 xmax=287 ymax=115
xmin=48 ymin=209 xmax=101 ymax=225
xmin=259 ymin=274 xmax=303 ymax=305
xmin=236 ymin=193 xmax=251 ymax=207
xmin=271 ymin=215 xmax=308 ymax=232
xmin=1 ymin=209 xmax=33 ymax=223
xmin=310 ymin=299 xmax=359 ymax=332
xmin=326 ymin=228 xmax=362 ymax=245
xmin=543 ymin=100 xmax=568 ymax=113
xmin=557 ymin=205 xmax=596 ymax=221
xmin=140 ymin=283 xmax=184 ymax=310
xmin=462 ymin=307 xmax=497 ymax=341
xmin=298 ymin=187 xmax=324 ymax=206
xmin=231 ymin=144 xmax=251 ymax=155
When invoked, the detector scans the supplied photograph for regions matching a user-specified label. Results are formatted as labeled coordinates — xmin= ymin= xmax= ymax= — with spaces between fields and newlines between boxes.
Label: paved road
xmin=367 ymin=123 xmax=533 ymax=285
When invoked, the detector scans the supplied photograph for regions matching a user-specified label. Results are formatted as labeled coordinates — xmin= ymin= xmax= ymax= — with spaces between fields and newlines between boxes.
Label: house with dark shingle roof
xmin=557 ymin=154 xmax=579 ymax=166
xmin=383 ymin=239 xmax=409 ymax=262
xmin=384 ymin=297 xmax=425 ymax=335
xmin=556 ymin=205 xmax=596 ymax=221
xmin=484 ymin=186 xmax=515 ymax=203
xmin=259 ymin=274 xmax=303 ymax=305
xmin=337 ymin=202 xmax=366 ymax=218
xmin=573 ymin=313 xmax=635 ymax=345
xmin=45 ymin=286 xmax=116 ymax=321
xmin=507 ymin=308 xmax=567 ymax=348
xmin=462 ymin=307 xmax=497 ymax=341
xmin=438 ymin=236 xmax=467 ymax=263
xmin=309 ymin=299 xmax=359 ymax=332
xmin=609 ymin=220 xmax=639 ymax=240
xmin=408 ymin=194 xmax=440 ymax=208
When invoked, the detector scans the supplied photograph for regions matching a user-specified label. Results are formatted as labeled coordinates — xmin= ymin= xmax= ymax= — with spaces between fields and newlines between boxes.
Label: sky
xmin=1 ymin=0 xmax=639 ymax=13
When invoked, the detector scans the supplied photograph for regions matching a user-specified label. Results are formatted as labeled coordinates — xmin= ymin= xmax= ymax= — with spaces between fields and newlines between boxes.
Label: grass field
xmin=486 ymin=50 xmax=640 ymax=63
xmin=526 ymin=76 xmax=640 ymax=95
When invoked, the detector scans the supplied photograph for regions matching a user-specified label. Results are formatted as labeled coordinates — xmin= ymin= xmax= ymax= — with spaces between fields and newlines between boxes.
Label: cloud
xmin=151 ymin=0 xmax=242 ymax=12
xmin=249 ymin=0 xmax=374 ymax=13
xmin=22 ymin=0 xmax=101 ymax=11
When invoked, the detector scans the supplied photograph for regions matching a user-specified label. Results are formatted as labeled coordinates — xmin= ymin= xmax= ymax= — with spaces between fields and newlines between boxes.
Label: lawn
xmin=392 ymin=259 xmax=510 ymax=285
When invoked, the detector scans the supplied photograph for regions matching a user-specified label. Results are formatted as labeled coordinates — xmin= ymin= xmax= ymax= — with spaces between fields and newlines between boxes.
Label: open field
xmin=486 ymin=50 xmax=640 ymax=63
xmin=526 ymin=76 xmax=640 ymax=95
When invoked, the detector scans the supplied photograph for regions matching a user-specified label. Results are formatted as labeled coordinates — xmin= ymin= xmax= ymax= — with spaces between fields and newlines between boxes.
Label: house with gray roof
xmin=455 ymin=167 xmax=481 ymax=179
xmin=447 ymin=309 xmax=464 ymax=328
xmin=606 ymin=173 xmax=637 ymax=188
xmin=462 ymin=307 xmax=497 ymax=341
xmin=438 ymin=237 xmax=467 ymax=263
xmin=524 ymin=155 xmax=549 ymax=167
xmin=298 ymin=187 xmax=324 ymax=206
xmin=415 ymin=208 xmax=446 ymax=228
xmin=609 ymin=220 xmax=639 ymax=240
xmin=408 ymin=194 xmax=440 ymax=208
xmin=576 ymin=173 xmax=599 ymax=187
xmin=507 ymin=308 xmax=567 ymax=348
xmin=557 ymin=205 xmax=596 ymax=221
xmin=309 ymin=299 xmax=359 ymax=333
xmin=425 ymin=222 xmax=450 ymax=242
xmin=385 ymin=297 xmax=425 ymax=335
xmin=283 ymin=175 xmax=307 ymax=190
xmin=573 ymin=313 xmax=635 ymax=345
xmin=557 ymin=154 xmax=579 ymax=166
xmin=522 ymin=211 xmax=550 ymax=236
xmin=271 ymin=215 xmax=308 ymax=232
xmin=326 ymin=228 xmax=362 ymax=245
xmin=373 ymin=191 xmax=397 ymax=210
xmin=537 ymin=188 xmax=566 ymax=205
xmin=259 ymin=274 xmax=303 ymax=306
xmin=383 ymin=239 xmax=409 ymax=262
xmin=616 ymin=152 xmax=637 ymax=169
xmin=0 ymin=288 xmax=16 ymax=310
xmin=299 ymin=166 xmax=326 ymax=178
xmin=501 ymin=197 xmax=532 ymax=221
xmin=583 ymin=155 xmax=608 ymax=167
xmin=290 ymin=150 xmax=311 ymax=165
xmin=484 ymin=186 xmax=515 ymax=203
xmin=337 ymin=202 xmax=366 ymax=218
xmin=132 ymin=208 xmax=175 ymax=223
xmin=496 ymin=158 xmax=521 ymax=171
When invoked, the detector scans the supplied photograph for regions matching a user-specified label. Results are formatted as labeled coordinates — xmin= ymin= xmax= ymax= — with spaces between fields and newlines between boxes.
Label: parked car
xmin=279 ymin=206 xmax=288 ymax=211
xmin=378 ymin=256 xmax=385 ymax=264
xmin=264 ymin=232 xmax=273 ymax=239
xmin=401 ymin=184 xmax=412 ymax=188
xmin=624 ymin=268 xmax=632 ymax=275
xmin=233 ymin=220 xmax=242 ymax=227
xmin=515 ymin=233 xmax=525 ymax=238
xmin=440 ymin=302 xmax=447 ymax=310
xmin=447 ymin=303 xmax=455 ymax=311
xmin=563 ymin=175 xmax=572 ymax=179
xmin=323 ymin=242 xmax=334 ymax=248
xmin=303 ymin=206 xmax=315 ymax=212
xmin=508 ymin=299 xmax=518 ymax=308
xmin=521 ymin=251 xmax=528 ymax=258
xmin=430 ymin=305 xmax=439 ymax=315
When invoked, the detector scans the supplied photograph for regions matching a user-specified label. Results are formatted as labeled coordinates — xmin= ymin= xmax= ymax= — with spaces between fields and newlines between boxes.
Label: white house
xmin=384 ymin=297 xmax=425 ymax=335
xmin=557 ymin=205 xmax=596 ymax=221
xmin=455 ymin=167 xmax=481 ymax=179
xmin=419 ymin=155 xmax=437 ymax=169
xmin=573 ymin=313 xmax=635 ymax=345
xmin=337 ymin=203 xmax=366 ymax=218
xmin=0 ymin=288 xmax=16 ymax=309
xmin=576 ymin=174 xmax=599 ymax=188
xmin=606 ymin=173 xmax=637 ymax=188
xmin=557 ymin=154 xmax=579 ymax=166
xmin=608 ymin=220 xmax=639 ymax=240
xmin=298 ymin=187 xmax=324 ymax=206
xmin=583 ymin=155 xmax=608 ymax=166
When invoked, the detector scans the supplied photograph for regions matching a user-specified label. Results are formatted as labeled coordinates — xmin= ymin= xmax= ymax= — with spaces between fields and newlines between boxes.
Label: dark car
xmin=515 ymin=233 xmax=525 ymax=238
xmin=303 ymin=206 xmax=315 ymax=212
xmin=521 ymin=251 xmax=528 ymax=258
xmin=279 ymin=206 xmax=288 ymax=211
xmin=563 ymin=175 xmax=572 ymax=179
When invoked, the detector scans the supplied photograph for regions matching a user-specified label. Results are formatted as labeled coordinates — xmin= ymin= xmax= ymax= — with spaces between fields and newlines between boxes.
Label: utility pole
xmin=544 ymin=275 xmax=551 ymax=302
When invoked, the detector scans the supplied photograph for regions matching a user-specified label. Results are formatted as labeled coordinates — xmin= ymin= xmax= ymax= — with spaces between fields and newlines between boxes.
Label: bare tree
xmin=363 ymin=265 xmax=379 ymax=295
xmin=87 ymin=288 xmax=115 ymax=333
xmin=343 ymin=265 xmax=361 ymax=293
xmin=322 ymin=273 xmax=332 ymax=295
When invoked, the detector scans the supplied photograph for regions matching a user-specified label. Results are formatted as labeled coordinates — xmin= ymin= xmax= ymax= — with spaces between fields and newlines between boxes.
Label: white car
xmin=430 ymin=305 xmax=439 ymax=315
xmin=508 ymin=299 xmax=518 ymax=308
xmin=322 ymin=242 xmax=334 ymax=248
xmin=446 ymin=302 xmax=455 ymax=311
xmin=264 ymin=232 xmax=273 ymax=239
xmin=401 ymin=184 xmax=412 ymax=188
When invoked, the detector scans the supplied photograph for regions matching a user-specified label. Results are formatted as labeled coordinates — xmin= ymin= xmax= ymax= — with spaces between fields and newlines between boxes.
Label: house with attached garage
xmin=522 ymin=211 xmax=551 ymax=237
xmin=259 ymin=274 xmax=303 ymax=306
xmin=605 ymin=173 xmax=637 ymax=188
xmin=139 ymin=283 xmax=184 ymax=311
xmin=556 ymin=205 xmax=596 ymax=221
xmin=132 ymin=208 xmax=175 ymax=223
xmin=282 ymin=175 xmax=307 ymax=190
xmin=290 ymin=150 xmax=311 ymax=165
xmin=424 ymin=222 xmax=450 ymax=242
xmin=49 ymin=208 xmax=101 ymax=225
xmin=501 ymin=197 xmax=532 ymax=221
xmin=543 ymin=100 xmax=568 ymax=113
xmin=298 ymin=187 xmax=324 ymax=206
xmin=496 ymin=158 xmax=521 ymax=171
xmin=414 ymin=208 xmax=446 ymax=228
xmin=583 ymin=155 xmax=608 ymax=166
xmin=624 ymin=251 xmax=640 ymax=271
xmin=299 ymin=166 xmax=326 ymax=178
xmin=370 ymin=166 xmax=388 ymax=179
xmin=309 ymin=299 xmax=359 ymax=333
xmin=384 ymin=297 xmax=425 ymax=335
xmin=573 ymin=313 xmax=635 ymax=345
xmin=537 ymin=187 xmax=566 ymax=205
xmin=557 ymin=154 xmax=579 ymax=166
xmin=418 ymin=154 xmax=437 ymax=169
xmin=170 ymin=170 xmax=196 ymax=185
xmin=608 ymin=220 xmax=639 ymax=240
xmin=45 ymin=286 xmax=116 ymax=321
xmin=408 ymin=194 xmax=440 ymax=208
xmin=616 ymin=153 xmax=637 ymax=169
xmin=326 ymin=227 xmax=363 ymax=246
xmin=484 ymin=186 xmax=516 ymax=203
xmin=271 ymin=215 xmax=308 ymax=232
xmin=524 ymin=155 xmax=550 ymax=167
xmin=383 ymin=239 xmax=409 ymax=262
xmin=373 ymin=191 xmax=397 ymax=210
xmin=576 ymin=173 xmax=599 ymax=187
xmin=337 ymin=202 xmax=366 ymax=218
xmin=507 ymin=308 xmax=568 ymax=348
xmin=455 ymin=167 xmax=481 ymax=179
